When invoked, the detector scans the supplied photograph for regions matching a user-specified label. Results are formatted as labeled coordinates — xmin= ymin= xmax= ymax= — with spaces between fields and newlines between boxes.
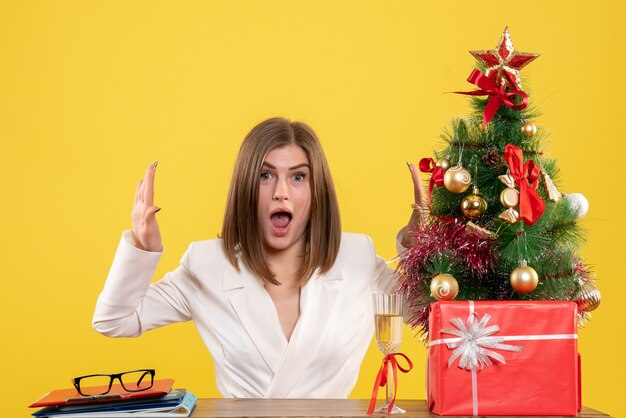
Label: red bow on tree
xmin=419 ymin=158 xmax=457 ymax=223
xmin=419 ymin=157 xmax=445 ymax=207
xmin=504 ymin=144 xmax=545 ymax=225
xmin=455 ymin=69 xmax=529 ymax=129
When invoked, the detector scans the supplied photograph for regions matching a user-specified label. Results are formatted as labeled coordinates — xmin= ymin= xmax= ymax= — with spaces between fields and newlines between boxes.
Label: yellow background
xmin=1 ymin=1 xmax=624 ymax=416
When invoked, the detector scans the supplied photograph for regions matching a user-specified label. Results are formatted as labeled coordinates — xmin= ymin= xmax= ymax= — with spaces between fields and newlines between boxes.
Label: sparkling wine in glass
xmin=373 ymin=293 xmax=405 ymax=414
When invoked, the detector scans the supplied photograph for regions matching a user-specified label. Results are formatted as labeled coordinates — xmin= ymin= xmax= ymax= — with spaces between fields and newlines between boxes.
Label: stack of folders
xmin=29 ymin=379 xmax=197 ymax=417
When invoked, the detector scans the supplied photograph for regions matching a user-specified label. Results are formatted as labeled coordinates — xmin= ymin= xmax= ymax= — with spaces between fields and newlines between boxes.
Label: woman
xmin=93 ymin=117 xmax=425 ymax=398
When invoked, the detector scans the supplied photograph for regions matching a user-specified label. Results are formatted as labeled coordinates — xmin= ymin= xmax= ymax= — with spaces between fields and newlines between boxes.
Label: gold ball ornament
xmin=436 ymin=158 xmax=451 ymax=171
xmin=574 ymin=282 xmax=601 ymax=312
xmin=510 ymin=262 xmax=539 ymax=293
xmin=430 ymin=273 xmax=459 ymax=301
xmin=461 ymin=187 xmax=488 ymax=219
xmin=443 ymin=164 xmax=472 ymax=193
xmin=521 ymin=121 xmax=537 ymax=137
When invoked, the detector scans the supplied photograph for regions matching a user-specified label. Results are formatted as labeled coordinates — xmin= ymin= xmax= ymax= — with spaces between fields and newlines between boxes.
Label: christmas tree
xmin=400 ymin=27 xmax=600 ymax=338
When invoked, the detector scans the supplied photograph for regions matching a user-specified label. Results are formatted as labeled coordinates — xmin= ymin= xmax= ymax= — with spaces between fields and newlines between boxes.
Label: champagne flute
xmin=373 ymin=293 xmax=405 ymax=414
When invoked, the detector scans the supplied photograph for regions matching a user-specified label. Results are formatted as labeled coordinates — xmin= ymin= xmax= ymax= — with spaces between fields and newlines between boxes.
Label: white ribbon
xmin=440 ymin=310 xmax=523 ymax=371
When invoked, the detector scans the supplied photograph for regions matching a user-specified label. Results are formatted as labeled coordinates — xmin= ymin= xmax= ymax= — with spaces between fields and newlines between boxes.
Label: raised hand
xmin=131 ymin=162 xmax=163 ymax=252
xmin=401 ymin=162 xmax=427 ymax=248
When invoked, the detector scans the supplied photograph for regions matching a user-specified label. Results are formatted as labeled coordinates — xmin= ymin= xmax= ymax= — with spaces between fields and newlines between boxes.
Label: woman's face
xmin=257 ymin=144 xmax=312 ymax=255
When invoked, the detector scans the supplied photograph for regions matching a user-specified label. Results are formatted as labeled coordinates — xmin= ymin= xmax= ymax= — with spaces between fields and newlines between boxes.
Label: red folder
xmin=29 ymin=378 xmax=174 ymax=408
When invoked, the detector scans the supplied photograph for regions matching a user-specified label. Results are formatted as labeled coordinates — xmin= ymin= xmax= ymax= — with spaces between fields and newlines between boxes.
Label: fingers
xmin=400 ymin=226 xmax=416 ymax=249
xmin=133 ymin=204 xmax=161 ymax=233
xmin=401 ymin=162 xmax=428 ymax=247
xmin=142 ymin=161 xmax=158 ymax=206
xmin=407 ymin=162 xmax=426 ymax=206
xmin=135 ymin=179 xmax=144 ymax=204
xmin=145 ymin=206 xmax=162 ymax=220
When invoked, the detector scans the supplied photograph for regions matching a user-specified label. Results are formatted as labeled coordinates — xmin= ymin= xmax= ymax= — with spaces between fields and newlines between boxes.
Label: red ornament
xmin=470 ymin=27 xmax=539 ymax=90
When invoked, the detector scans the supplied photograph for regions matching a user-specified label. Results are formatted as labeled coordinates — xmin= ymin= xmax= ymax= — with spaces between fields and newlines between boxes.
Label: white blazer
xmin=93 ymin=231 xmax=397 ymax=398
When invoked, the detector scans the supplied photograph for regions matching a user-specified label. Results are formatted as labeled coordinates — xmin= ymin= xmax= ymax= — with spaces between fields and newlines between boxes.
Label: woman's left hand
xmin=400 ymin=162 xmax=427 ymax=248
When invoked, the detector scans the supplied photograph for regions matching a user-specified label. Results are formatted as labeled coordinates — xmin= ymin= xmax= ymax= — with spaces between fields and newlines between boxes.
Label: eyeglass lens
xmin=76 ymin=370 xmax=154 ymax=396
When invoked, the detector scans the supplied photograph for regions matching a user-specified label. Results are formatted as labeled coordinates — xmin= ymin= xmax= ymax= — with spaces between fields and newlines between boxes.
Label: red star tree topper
xmin=470 ymin=27 xmax=539 ymax=90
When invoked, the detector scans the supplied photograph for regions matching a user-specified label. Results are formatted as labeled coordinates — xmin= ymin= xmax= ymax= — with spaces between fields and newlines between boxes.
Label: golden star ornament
xmin=470 ymin=27 xmax=539 ymax=90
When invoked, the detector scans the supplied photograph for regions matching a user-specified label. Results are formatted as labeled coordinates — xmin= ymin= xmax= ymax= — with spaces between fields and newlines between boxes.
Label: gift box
xmin=427 ymin=301 xmax=581 ymax=416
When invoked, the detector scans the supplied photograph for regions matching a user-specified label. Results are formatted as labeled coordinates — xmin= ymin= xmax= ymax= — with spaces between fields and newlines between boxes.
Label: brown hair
xmin=221 ymin=117 xmax=341 ymax=286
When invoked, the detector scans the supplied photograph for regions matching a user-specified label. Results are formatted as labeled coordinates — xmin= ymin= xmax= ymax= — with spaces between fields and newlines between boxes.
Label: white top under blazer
xmin=92 ymin=230 xmax=398 ymax=398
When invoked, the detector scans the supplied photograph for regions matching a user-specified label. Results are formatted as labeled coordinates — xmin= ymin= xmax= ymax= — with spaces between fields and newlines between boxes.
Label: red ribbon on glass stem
xmin=367 ymin=352 xmax=413 ymax=415
xmin=503 ymin=144 xmax=546 ymax=225
xmin=455 ymin=69 xmax=529 ymax=129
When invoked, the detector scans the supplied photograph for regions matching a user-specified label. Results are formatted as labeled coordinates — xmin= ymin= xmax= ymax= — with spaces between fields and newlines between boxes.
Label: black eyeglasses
xmin=72 ymin=369 xmax=155 ymax=396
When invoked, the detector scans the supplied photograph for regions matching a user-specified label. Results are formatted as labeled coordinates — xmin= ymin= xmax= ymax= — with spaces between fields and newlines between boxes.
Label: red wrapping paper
xmin=428 ymin=301 xmax=580 ymax=416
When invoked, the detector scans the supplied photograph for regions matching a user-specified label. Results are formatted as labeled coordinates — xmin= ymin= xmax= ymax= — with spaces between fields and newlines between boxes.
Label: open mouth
xmin=270 ymin=211 xmax=292 ymax=230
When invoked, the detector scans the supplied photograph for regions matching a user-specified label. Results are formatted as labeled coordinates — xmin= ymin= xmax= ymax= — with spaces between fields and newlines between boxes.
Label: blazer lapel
xmin=223 ymin=260 xmax=287 ymax=375
xmin=265 ymin=266 xmax=344 ymax=397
